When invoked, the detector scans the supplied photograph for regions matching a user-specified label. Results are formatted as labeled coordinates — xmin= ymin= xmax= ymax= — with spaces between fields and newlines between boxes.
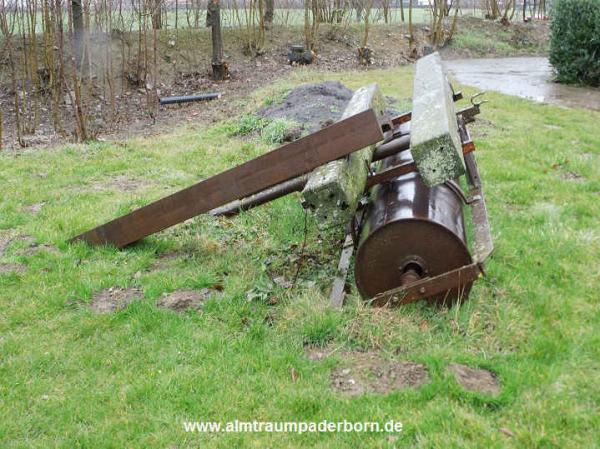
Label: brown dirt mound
xmin=156 ymin=288 xmax=214 ymax=312
xmin=258 ymin=81 xmax=353 ymax=133
xmin=90 ymin=286 xmax=143 ymax=313
xmin=448 ymin=363 xmax=501 ymax=396
xmin=328 ymin=351 xmax=429 ymax=396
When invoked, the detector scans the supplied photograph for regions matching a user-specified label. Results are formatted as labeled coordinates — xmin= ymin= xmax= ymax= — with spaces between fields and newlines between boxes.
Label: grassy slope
xmin=1 ymin=66 xmax=599 ymax=448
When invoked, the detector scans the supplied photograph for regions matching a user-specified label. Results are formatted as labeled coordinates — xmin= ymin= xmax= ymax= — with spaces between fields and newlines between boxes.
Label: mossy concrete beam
xmin=301 ymin=84 xmax=386 ymax=226
xmin=411 ymin=52 xmax=465 ymax=187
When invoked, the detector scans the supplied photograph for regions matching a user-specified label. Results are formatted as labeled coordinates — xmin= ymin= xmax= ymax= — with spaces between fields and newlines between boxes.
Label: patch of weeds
xmin=246 ymin=276 xmax=277 ymax=304
xmin=263 ymin=88 xmax=291 ymax=107
xmin=229 ymin=114 xmax=269 ymax=137
xmin=260 ymin=118 xmax=302 ymax=144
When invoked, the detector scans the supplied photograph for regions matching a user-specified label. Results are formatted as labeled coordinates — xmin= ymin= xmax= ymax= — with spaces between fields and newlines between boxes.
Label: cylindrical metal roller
xmin=355 ymin=150 xmax=472 ymax=306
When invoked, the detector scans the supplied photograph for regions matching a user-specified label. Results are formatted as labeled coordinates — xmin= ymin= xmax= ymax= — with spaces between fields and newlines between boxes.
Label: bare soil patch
xmin=22 ymin=203 xmax=45 ymax=214
xmin=0 ymin=235 xmax=38 ymax=257
xmin=82 ymin=175 xmax=152 ymax=193
xmin=90 ymin=286 xmax=143 ymax=314
xmin=330 ymin=351 xmax=429 ymax=396
xmin=149 ymin=251 xmax=183 ymax=271
xmin=0 ymin=263 xmax=27 ymax=274
xmin=304 ymin=346 xmax=336 ymax=361
xmin=561 ymin=171 xmax=585 ymax=182
xmin=156 ymin=288 xmax=215 ymax=312
xmin=0 ymin=234 xmax=12 ymax=258
xmin=448 ymin=363 xmax=501 ymax=396
xmin=17 ymin=243 xmax=60 ymax=256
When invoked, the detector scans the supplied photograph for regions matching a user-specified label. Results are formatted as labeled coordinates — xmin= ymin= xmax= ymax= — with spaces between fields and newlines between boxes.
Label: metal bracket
xmin=372 ymin=263 xmax=483 ymax=306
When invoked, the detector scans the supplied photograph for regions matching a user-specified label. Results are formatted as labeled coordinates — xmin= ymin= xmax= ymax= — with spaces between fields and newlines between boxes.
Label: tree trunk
xmin=264 ymin=0 xmax=274 ymax=28
xmin=71 ymin=0 xmax=84 ymax=66
xmin=207 ymin=0 xmax=229 ymax=80
xmin=152 ymin=0 xmax=162 ymax=29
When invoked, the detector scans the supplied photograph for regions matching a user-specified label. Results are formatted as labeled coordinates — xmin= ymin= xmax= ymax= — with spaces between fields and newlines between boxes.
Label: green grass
xmin=450 ymin=30 xmax=515 ymax=55
xmin=1 ymin=65 xmax=599 ymax=448
xmin=448 ymin=19 xmax=550 ymax=57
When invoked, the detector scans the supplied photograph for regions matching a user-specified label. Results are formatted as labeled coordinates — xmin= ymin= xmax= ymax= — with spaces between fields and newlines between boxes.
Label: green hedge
xmin=549 ymin=0 xmax=600 ymax=86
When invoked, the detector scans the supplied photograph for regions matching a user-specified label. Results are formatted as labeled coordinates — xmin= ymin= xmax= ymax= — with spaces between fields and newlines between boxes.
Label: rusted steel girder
xmin=210 ymin=133 xmax=412 ymax=217
xmin=72 ymin=109 xmax=383 ymax=248
xmin=209 ymin=113 xmax=481 ymax=219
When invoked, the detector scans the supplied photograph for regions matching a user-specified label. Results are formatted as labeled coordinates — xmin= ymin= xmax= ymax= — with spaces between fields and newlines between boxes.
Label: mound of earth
xmin=258 ymin=81 xmax=353 ymax=133
xmin=448 ymin=363 xmax=501 ymax=396
xmin=90 ymin=286 xmax=143 ymax=313
xmin=312 ymin=350 xmax=429 ymax=396
xmin=156 ymin=288 xmax=214 ymax=312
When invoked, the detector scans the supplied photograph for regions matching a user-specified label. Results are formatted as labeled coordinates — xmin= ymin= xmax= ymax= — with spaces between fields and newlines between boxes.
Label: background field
xmin=1 ymin=65 xmax=599 ymax=448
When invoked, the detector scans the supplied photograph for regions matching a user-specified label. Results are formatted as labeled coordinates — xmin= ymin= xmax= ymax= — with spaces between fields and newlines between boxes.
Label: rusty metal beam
xmin=209 ymin=175 xmax=309 ymax=217
xmin=211 ymin=133 xmax=413 ymax=218
xmin=365 ymin=161 xmax=417 ymax=188
xmin=72 ymin=109 xmax=383 ymax=248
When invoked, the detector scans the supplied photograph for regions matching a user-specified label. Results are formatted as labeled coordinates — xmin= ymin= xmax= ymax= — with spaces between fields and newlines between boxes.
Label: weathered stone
xmin=301 ymin=84 xmax=386 ymax=226
xmin=410 ymin=52 xmax=465 ymax=186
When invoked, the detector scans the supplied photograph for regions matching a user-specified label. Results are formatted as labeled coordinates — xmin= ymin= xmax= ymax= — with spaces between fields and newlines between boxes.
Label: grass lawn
xmin=1 ymin=65 xmax=599 ymax=448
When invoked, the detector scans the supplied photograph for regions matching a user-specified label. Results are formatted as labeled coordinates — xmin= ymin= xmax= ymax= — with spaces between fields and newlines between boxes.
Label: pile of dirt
xmin=307 ymin=348 xmax=429 ymax=396
xmin=258 ymin=81 xmax=354 ymax=133
xmin=448 ymin=363 xmax=501 ymax=396
xmin=90 ymin=286 xmax=143 ymax=313
xmin=156 ymin=288 xmax=214 ymax=312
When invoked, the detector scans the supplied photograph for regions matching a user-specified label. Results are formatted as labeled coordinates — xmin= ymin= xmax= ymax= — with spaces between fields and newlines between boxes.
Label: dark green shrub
xmin=549 ymin=0 xmax=600 ymax=86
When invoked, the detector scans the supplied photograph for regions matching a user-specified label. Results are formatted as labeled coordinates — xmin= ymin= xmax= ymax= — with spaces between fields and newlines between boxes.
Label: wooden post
xmin=206 ymin=0 xmax=229 ymax=81
xmin=301 ymin=84 xmax=386 ymax=226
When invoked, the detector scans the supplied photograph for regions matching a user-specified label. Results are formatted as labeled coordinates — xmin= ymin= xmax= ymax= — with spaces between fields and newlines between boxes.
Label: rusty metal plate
xmin=372 ymin=263 xmax=482 ymax=306
xmin=72 ymin=108 xmax=383 ymax=248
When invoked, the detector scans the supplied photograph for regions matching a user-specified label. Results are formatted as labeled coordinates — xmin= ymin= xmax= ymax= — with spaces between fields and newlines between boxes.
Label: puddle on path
xmin=444 ymin=57 xmax=600 ymax=111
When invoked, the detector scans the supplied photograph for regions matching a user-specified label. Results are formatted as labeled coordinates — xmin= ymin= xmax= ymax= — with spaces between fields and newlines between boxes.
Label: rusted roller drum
xmin=355 ymin=150 xmax=473 ymax=306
